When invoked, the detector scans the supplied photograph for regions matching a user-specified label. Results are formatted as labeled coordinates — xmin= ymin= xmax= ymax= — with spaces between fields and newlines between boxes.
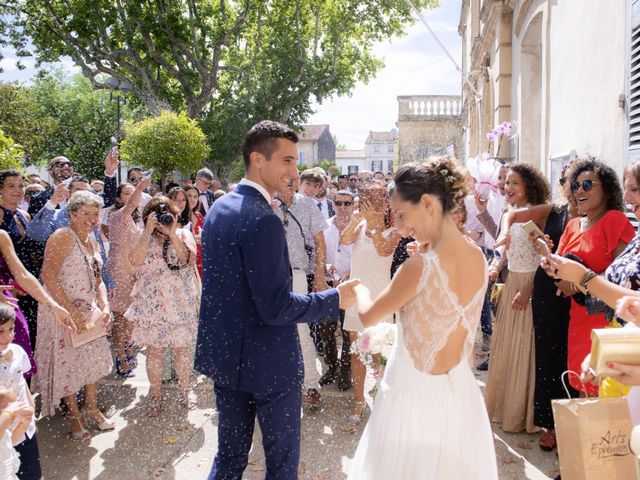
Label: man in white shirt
xmin=319 ymin=190 xmax=355 ymax=390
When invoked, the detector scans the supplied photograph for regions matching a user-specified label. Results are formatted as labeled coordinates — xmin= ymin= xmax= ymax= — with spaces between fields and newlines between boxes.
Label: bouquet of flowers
xmin=351 ymin=323 xmax=397 ymax=395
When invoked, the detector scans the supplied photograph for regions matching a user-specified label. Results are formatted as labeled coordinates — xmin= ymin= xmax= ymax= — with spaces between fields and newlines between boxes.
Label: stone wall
xmin=397 ymin=95 xmax=463 ymax=164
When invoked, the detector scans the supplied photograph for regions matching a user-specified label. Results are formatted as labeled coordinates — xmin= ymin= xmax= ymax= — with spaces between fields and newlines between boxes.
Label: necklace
xmin=580 ymin=211 xmax=606 ymax=231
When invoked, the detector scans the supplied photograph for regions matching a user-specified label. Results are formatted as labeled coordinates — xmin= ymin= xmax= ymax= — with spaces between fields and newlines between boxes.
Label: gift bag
xmin=552 ymin=396 xmax=635 ymax=480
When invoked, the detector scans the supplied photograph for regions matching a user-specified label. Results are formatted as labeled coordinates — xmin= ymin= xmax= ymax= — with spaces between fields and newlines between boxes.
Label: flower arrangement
xmin=351 ymin=323 xmax=397 ymax=395
xmin=486 ymin=121 xmax=516 ymax=157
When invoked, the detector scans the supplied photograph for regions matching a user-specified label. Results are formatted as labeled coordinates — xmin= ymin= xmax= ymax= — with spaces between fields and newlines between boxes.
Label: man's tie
xmin=200 ymin=192 xmax=210 ymax=213
xmin=317 ymin=202 xmax=322 ymax=211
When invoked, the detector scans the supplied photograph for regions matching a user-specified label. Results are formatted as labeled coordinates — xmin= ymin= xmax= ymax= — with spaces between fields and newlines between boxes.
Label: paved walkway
xmin=36 ymin=348 xmax=560 ymax=479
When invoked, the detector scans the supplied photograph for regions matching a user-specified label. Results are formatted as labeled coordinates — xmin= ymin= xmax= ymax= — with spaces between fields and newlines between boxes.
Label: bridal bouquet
xmin=352 ymin=323 xmax=397 ymax=395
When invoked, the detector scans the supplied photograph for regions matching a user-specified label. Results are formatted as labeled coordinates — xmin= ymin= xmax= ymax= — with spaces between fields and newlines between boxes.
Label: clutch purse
xmin=490 ymin=283 xmax=504 ymax=306
xmin=65 ymin=300 xmax=108 ymax=348
xmin=590 ymin=327 xmax=640 ymax=376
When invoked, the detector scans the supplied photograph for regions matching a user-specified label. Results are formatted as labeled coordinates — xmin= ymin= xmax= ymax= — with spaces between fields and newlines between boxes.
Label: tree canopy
xmin=120 ymin=110 xmax=210 ymax=187
xmin=1 ymin=0 xmax=438 ymax=176
xmin=0 ymin=129 xmax=24 ymax=171
xmin=0 ymin=72 xmax=140 ymax=179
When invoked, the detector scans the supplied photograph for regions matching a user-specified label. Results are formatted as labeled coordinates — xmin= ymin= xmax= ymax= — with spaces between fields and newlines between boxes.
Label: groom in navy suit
xmin=195 ymin=120 xmax=359 ymax=480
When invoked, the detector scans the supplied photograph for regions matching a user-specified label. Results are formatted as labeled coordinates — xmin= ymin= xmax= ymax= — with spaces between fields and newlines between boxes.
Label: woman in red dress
xmin=556 ymin=158 xmax=635 ymax=395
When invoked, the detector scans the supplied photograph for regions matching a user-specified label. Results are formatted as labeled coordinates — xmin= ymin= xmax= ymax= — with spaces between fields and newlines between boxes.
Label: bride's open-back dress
xmin=348 ymin=250 xmax=498 ymax=479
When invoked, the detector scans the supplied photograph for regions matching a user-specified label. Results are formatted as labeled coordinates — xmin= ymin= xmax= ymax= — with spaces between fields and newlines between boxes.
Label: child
xmin=0 ymin=383 xmax=34 ymax=479
xmin=0 ymin=304 xmax=41 ymax=480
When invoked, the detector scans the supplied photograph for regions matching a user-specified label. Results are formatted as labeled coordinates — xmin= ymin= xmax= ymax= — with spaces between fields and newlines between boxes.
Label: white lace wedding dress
xmin=348 ymin=250 xmax=498 ymax=479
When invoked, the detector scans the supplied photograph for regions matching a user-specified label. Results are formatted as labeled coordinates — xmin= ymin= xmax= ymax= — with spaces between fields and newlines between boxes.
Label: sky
xmin=309 ymin=0 xmax=463 ymax=149
xmin=0 ymin=0 xmax=462 ymax=150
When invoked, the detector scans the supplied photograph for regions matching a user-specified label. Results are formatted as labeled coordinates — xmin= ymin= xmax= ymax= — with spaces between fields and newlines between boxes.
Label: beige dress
xmin=485 ymin=223 xmax=541 ymax=433
xmin=344 ymin=221 xmax=393 ymax=332
xmin=106 ymin=208 xmax=140 ymax=313
xmin=33 ymin=229 xmax=113 ymax=417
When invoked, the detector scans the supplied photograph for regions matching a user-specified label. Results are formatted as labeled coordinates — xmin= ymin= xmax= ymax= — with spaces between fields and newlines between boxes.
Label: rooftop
xmin=299 ymin=124 xmax=330 ymax=141
xmin=366 ymin=130 xmax=398 ymax=142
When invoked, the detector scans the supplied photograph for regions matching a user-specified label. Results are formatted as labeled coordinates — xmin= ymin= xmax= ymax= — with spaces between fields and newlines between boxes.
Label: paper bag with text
xmin=552 ymin=397 xmax=635 ymax=480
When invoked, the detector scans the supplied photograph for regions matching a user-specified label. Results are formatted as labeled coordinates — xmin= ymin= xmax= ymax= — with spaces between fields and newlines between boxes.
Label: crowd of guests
xmin=0 ymin=143 xmax=639 ymax=478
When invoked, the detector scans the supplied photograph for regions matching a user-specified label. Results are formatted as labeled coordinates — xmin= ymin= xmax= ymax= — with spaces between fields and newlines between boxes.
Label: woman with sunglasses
xmin=555 ymin=158 xmax=635 ymax=396
xmin=106 ymin=178 xmax=150 ymax=377
xmin=34 ymin=190 xmax=115 ymax=440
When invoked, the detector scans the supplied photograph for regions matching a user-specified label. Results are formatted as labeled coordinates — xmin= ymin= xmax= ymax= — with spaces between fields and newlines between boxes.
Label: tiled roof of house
xmin=299 ymin=124 xmax=330 ymax=141
xmin=336 ymin=149 xmax=365 ymax=158
xmin=366 ymin=130 xmax=398 ymax=142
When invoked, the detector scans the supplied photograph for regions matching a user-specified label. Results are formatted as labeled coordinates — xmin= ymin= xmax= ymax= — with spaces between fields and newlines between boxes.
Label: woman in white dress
xmin=341 ymin=189 xmax=399 ymax=425
xmin=349 ymin=157 xmax=498 ymax=479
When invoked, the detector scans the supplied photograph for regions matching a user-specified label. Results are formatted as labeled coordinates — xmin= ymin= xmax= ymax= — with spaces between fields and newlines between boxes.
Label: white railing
xmin=398 ymin=95 xmax=462 ymax=118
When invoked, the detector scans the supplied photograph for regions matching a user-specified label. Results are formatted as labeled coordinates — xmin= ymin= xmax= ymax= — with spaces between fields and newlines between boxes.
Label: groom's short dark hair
xmin=242 ymin=120 xmax=299 ymax=170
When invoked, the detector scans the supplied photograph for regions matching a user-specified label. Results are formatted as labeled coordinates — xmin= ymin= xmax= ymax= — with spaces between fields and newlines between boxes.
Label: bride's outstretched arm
xmin=355 ymin=256 xmax=423 ymax=327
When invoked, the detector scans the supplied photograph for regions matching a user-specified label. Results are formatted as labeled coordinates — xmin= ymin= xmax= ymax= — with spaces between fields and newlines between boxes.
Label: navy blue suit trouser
xmin=208 ymin=384 xmax=302 ymax=480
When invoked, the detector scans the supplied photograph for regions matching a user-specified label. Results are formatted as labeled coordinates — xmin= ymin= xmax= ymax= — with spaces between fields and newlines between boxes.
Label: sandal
xmin=115 ymin=357 xmax=134 ymax=378
xmin=67 ymin=415 xmax=91 ymax=441
xmin=125 ymin=343 xmax=138 ymax=369
xmin=147 ymin=396 xmax=162 ymax=417
xmin=179 ymin=390 xmax=197 ymax=411
xmin=345 ymin=401 xmax=366 ymax=428
xmin=81 ymin=408 xmax=115 ymax=431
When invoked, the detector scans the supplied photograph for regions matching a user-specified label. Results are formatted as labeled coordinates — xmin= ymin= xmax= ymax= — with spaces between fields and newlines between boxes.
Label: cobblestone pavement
xmin=36 ymin=346 xmax=560 ymax=480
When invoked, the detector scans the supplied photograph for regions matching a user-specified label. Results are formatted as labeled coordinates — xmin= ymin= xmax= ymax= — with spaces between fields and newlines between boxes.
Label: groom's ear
xmin=249 ymin=151 xmax=265 ymax=171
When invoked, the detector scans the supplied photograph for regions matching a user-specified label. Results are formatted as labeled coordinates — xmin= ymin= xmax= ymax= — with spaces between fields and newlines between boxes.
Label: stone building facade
xmin=336 ymin=149 xmax=366 ymax=175
xmin=297 ymin=124 xmax=336 ymax=167
xmin=396 ymin=95 xmax=463 ymax=164
xmin=364 ymin=130 xmax=398 ymax=174
xmin=459 ymin=0 xmax=628 ymax=180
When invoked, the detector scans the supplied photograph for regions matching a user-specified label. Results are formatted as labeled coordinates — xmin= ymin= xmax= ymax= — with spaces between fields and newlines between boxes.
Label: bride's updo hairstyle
xmin=393 ymin=156 xmax=468 ymax=214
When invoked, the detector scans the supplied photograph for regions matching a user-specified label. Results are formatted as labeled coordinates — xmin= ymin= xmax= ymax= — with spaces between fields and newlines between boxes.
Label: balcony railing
xmin=397 ymin=95 xmax=462 ymax=119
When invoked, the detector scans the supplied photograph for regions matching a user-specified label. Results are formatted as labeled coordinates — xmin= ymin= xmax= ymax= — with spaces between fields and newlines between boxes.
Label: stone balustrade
xmin=397 ymin=95 xmax=462 ymax=119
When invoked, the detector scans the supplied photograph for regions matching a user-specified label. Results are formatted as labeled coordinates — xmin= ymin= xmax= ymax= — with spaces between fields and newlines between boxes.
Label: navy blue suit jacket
xmin=195 ymin=184 xmax=340 ymax=393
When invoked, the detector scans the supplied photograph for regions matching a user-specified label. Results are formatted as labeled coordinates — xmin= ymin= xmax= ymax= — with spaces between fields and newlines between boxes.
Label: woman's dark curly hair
xmin=566 ymin=157 xmax=625 ymax=212
xmin=110 ymin=183 xmax=141 ymax=223
xmin=507 ymin=163 xmax=551 ymax=206
xmin=393 ymin=156 xmax=468 ymax=214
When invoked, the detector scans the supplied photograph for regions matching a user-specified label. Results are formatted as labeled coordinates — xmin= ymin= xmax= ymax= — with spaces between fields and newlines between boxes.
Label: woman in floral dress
xmin=125 ymin=196 xmax=199 ymax=416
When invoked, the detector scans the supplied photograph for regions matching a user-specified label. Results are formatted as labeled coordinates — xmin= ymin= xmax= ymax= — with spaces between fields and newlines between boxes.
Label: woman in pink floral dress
xmin=34 ymin=191 xmax=114 ymax=440
xmin=125 ymin=196 xmax=199 ymax=416
xmin=107 ymin=178 xmax=149 ymax=376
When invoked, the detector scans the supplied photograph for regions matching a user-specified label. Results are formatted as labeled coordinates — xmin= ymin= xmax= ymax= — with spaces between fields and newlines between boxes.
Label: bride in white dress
xmin=349 ymin=157 xmax=498 ymax=479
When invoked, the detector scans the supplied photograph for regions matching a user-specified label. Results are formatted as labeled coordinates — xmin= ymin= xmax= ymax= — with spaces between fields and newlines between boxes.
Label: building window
xmin=298 ymin=151 xmax=306 ymax=165
xmin=347 ymin=165 xmax=359 ymax=174
xmin=387 ymin=160 xmax=394 ymax=174
xmin=371 ymin=160 xmax=383 ymax=172
xmin=415 ymin=145 xmax=446 ymax=161
xmin=388 ymin=144 xmax=394 ymax=153
xmin=374 ymin=145 xmax=381 ymax=153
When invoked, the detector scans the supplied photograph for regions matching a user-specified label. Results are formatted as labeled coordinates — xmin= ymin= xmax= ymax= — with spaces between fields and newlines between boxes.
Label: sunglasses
xmin=129 ymin=177 xmax=141 ymax=183
xmin=570 ymin=179 xmax=601 ymax=192
xmin=52 ymin=161 xmax=72 ymax=168
xmin=334 ymin=201 xmax=353 ymax=207
xmin=349 ymin=178 xmax=358 ymax=182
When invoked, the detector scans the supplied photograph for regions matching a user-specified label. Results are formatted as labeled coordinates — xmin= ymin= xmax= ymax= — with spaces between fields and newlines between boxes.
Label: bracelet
xmin=579 ymin=269 xmax=598 ymax=295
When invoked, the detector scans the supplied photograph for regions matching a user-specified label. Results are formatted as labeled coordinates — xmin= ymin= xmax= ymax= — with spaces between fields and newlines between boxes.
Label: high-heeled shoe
xmin=347 ymin=401 xmax=367 ymax=426
xmin=67 ymin=415 xmax=91 ymax=441
xmin=81 ymin=408 xmax=115 ymax=431
xmin=115 ymin=357 xmax=134 ymax=378
xmin=124 ymin=343 xmax=138 ymax=369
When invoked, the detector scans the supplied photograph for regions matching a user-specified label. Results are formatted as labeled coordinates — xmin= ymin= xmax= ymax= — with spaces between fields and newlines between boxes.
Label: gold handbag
xmin=490 ymin=283 xmax=505 ymax=306
xmin=590 ymin=327 xmax=640 ymax=377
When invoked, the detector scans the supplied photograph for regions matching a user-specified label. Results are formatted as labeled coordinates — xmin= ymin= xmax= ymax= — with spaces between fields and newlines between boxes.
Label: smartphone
xmin=522 ymin=220 xmax=544 ymax=239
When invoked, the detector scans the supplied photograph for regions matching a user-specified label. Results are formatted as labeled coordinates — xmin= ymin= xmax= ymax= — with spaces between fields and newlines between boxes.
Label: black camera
xmin=155 ymin=203 xmax=174 ymax=226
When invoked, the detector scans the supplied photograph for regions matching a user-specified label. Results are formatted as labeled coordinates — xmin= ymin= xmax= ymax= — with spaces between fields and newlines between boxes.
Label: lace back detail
xmin=399 ymin=251 xmax=487 ymax=374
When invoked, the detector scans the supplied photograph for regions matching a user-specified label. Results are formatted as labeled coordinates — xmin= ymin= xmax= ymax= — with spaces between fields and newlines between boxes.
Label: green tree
xmin=0 ymin=130 xmax=24 ymax=171
xmin=0 ymin=72 xmax=140 ymax=178
xmin=4 ymin=0 xmax=437 ymax=177
xmin=120 ymin=111 xmax=210 ymax=188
